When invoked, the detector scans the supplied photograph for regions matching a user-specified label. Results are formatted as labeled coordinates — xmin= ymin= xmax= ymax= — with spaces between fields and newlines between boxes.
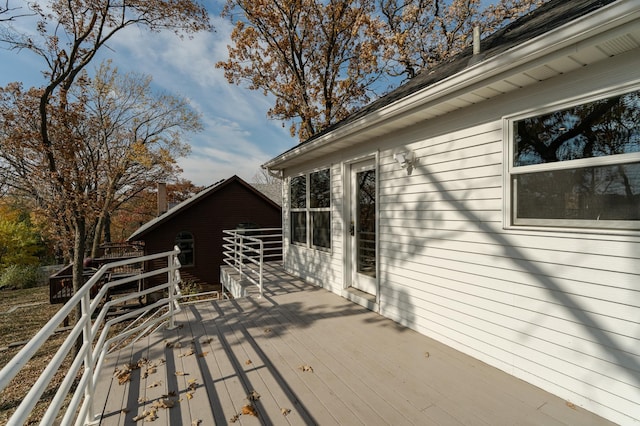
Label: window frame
xmin=289 ymin=168 xmax=332 ymax=250
xmin=175 ymin=231 xmax=195 ymax=267
xmin=505 ymin=85 xmax=640 ymax=233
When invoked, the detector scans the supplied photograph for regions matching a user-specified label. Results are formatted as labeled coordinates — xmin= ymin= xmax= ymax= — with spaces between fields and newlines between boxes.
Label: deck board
xmin=94 ymin=263 xmax=616 ymax=425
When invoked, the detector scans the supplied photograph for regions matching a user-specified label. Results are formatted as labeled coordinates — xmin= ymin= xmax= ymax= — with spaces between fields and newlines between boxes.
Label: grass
xmin=0 ymin=286 xmax=72 ymax=425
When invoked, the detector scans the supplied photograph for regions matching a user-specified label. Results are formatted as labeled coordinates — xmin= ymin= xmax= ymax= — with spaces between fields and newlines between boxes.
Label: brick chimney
xmin=157 ymin=182 xmax=168 ymax=216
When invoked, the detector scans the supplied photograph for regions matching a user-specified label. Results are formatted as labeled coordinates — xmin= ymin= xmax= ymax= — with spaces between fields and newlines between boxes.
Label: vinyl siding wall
xmin=281 ymin=50 xmax=640 ymax=424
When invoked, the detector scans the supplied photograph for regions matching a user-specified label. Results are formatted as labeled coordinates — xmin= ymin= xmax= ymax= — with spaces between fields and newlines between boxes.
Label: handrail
xmin=222 ymin=228 xmax=282 ymax=297
xmin=0 ymin=246 xmax=183 ymax=426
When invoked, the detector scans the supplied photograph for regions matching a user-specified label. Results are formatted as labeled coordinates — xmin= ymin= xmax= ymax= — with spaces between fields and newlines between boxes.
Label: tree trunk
xmin=104 ymin=213 xmax=111 ymax=243
xmin=72 ymin=217 xmax=86 ymax=355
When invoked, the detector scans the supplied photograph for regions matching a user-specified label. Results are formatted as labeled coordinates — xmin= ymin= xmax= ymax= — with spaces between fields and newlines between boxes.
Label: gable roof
xmin=264 ymin=0 xmax=639 ymax=170
xmin=128 ymin=175 xmax=281 ymax=241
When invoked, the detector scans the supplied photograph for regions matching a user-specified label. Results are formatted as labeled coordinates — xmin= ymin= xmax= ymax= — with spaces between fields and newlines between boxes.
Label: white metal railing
xmin=222 ymin=227 xmax=282 ymax=297
xmin=0 ymin=246 xmax=183 ymax=426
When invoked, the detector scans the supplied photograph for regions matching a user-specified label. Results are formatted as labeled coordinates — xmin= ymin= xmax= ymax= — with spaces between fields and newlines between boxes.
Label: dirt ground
xmin=0 ymin=286 xmax=72 ymax=425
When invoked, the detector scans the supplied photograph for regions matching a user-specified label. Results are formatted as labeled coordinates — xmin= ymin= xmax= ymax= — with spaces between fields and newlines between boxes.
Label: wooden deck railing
xmin=0 ymin=246 xmax=183 ymax=426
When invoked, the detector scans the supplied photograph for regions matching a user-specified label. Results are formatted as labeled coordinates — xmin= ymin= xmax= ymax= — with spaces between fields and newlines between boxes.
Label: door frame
xmin=342 ymin=153 xmax=379 ymax=310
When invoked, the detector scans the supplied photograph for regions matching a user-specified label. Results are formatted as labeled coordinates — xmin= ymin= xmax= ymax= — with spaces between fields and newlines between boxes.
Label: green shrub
xmin=0 ymin=264 xmax=45 ymax=289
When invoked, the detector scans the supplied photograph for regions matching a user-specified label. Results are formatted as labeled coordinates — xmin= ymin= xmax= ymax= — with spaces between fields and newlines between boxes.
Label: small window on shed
xmin=175 ymin=231 xmax=194 ymax=266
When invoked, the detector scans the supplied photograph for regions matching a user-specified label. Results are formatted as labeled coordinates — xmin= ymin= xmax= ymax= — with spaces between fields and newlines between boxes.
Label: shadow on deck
xmin=94 ymin=263 xmax=614 ymax=425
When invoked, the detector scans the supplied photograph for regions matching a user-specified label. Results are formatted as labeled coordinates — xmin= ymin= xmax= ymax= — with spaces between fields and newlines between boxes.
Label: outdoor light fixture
xmin=393 ymin=151 xmax=415 ymax=174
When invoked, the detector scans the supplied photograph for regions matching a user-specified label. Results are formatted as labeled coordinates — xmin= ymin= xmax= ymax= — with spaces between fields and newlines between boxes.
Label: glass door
xmin=350 ymin=161 xmax=376 ymax=295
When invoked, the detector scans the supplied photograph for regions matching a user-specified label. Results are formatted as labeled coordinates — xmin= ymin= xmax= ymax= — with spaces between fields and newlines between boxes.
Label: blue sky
xmin=0 ymin=5 xmax=298 ymax=186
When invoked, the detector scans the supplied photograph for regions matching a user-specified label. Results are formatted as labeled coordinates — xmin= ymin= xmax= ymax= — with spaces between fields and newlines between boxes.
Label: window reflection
xmin=512 ymin=89 xmax=640 ymax=227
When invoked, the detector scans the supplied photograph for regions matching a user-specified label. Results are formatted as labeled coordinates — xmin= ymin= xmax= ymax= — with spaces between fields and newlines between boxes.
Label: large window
xmin=509 ymin=88 xmax=640 ymax=230
xmin=290 ymin=169 xmax=331 ymax=249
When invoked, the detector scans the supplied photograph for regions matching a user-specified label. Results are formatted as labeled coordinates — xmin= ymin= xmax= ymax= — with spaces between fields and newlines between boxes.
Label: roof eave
xmin=263 ymin=0 xmax=639 ymax=171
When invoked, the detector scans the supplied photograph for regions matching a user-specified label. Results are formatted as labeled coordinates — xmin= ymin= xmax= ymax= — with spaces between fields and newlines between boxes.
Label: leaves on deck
xmin=263 ymin=327 xmax=272 ymax=334
xmin=131 ymin=397 xmax=178 ymax=422
xmin=298 ymin=364 xmax=314 ymax=373
xmin=247 ymin=390 xmax=261 ymax=401
xmin=144 ymin=366 xmax=157 ymax=378
xmin=132 ymin=409 xmax=157 ymax=422
xmin=187 ymin=378 xmax=199 ymax=392
xmin=281 ymin=407 xmax=291 ymax=416
xmin=201 ymin=337 xmax=213 ymax=344
xmin=178 ymin=348 xmax=195 ymax=358
xmin=197 ymin=351 xmax=209 ymax=357
xmin=424 ymin=351 xmax=430 ymax=358
xmin=245 ymin=359 xmax=253 ymax=365
xmin=191 ymin=420 xmax=202 ymax=425
xmin=151 ymin=398 xmax=176 ymax=409
xmin=229 ymin=391 xmax=262 ymax=422
xmin=174 ymin=371 xmax=187 ymax=376
xmin=241 ymin=404 xmax=258 ymax=417
xmin=147 ymin=380 xmax=162 ymax=389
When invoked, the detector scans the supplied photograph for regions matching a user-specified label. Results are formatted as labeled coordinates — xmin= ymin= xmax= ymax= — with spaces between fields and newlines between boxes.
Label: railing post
xmin=238 ymin=232 xmax=243 ymax=278
xmin=259 ymin=238 xmax=264 ymax=298
xmin=166 ymin=248 xmax=178 ymax=330
xmin=82 ymin=290 xmax=97 ymax=424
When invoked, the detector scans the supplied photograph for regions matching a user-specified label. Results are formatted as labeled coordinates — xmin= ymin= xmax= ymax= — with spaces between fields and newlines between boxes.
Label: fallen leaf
xmin=186 ymin=391 xmax=194 ymax=400
xmin=178 ymin=349 xmax=194 ymax=358
xmin=298 ymin=364 xmax=314 ymax=373
xmin=263 ymin=328 xmax=272 ymax=333
xmin=132 ymin=411 xmax=147 ymax=422
xmin=137 ymin=397 xmax=148 ymax=404
xmin=242 ymin=404 xmax=258 ymax=417
xmin=117 ymin=371 xmax=131 ymax=385
xmin=144 ymin=366 xmax=157 ymax=378
xmin=424 ymin=351 xmax=430 ymax=358
xmin=197 ymin=351 xmax=208 ymax=358
xmin=281 ymin=407 xmax=291 ymax=416
xmin=121 ymin=408 xmax=130 ymax=414
xmin=229 ymin=414 xmax=239 ymax=423
xmin=566 ymin=401 xmax=576 ymax=409
xmin=247 ymin=390 xmax=260 ymax=401
xmin=191 ymin=420 xmax=202 ymax=426
xmin=245 ymin=359 xmax=252 ymax=365
xmin=152 ymin=398 xmax=175 ymax=409
xmin=132 ymin=409 xmax=157 ymax=422
xmin=174 ymin=371 xmax=187 ymax=376
xmin=202 ymin=337 xmax=213 ymax=344
xmin=147 ymin=380 xmax=162 ymax=389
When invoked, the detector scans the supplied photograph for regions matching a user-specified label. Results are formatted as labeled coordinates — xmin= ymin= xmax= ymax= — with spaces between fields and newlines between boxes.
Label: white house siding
xmin=279 ymin=49 xmax=640 ymax=423
xmin=374 ymin=52 xmax=640 ymax=424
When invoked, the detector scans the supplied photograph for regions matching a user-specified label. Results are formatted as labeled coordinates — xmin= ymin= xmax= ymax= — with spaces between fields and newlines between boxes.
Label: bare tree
xmin=0 ymin=0 xmax=211 ymax=305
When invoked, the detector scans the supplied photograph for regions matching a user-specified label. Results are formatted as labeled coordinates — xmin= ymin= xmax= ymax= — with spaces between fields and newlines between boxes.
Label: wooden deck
xmin=94 ymin=264 xmax=615 ymax=425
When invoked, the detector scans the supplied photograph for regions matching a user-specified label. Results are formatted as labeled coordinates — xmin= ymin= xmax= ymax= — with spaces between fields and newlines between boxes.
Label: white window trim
xmin=504 ymin=84 xmax=640 ymax=235
xmin=289 ymin=168 xmax=332 ymax=251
